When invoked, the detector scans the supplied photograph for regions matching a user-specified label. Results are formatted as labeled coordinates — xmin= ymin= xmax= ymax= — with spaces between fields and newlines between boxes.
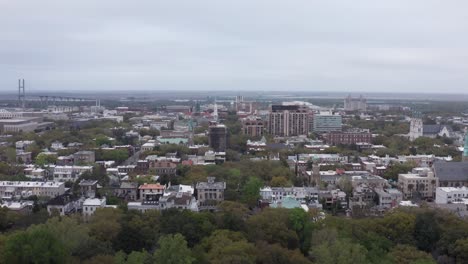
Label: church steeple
xmin=463 ymin=132 xmax=468 ymax=162
xmin=213 ymin=99 xmax=218 ymax=121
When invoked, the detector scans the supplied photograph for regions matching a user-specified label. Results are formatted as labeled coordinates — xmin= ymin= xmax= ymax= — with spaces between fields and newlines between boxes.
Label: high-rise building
xmin=344 ymin=95 xmax=367 ymax=111
xmin=268 ymin=105 xmax=309 ymax=136
xmin=312 ymin=111 xmax=342 ymax=133
xmin=241 ymin=116 xmax=264 ymax=137
xmin=208 ymin=123 xmax=227 ymax=152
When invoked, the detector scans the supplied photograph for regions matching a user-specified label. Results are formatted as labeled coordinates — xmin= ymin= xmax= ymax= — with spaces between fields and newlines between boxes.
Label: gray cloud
xmin=1 ymin=0 xmax=468 ymax=93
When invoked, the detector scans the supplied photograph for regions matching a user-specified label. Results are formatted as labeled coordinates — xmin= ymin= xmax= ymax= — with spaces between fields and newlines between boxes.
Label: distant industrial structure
xmin=344 ymin=95 xmax=367 ymax=111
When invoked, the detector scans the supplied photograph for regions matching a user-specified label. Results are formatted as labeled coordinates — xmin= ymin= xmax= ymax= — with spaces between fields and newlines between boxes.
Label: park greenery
xmin=1 ymin=205 xmax=468 ymax=263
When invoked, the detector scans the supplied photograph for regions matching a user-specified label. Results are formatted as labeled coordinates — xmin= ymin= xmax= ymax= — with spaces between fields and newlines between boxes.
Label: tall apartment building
xmin=313 ymin=111 xmax=342 ymax=133
xmin=208 ymin=123 xmax=227 ymax=152
xmin=344 ymin=95 xmax=367 ymax=111
xmin=268 ymin=105 xmax=309 ymax=137
xmin=241 ymin=116 xmax=264 ymax=137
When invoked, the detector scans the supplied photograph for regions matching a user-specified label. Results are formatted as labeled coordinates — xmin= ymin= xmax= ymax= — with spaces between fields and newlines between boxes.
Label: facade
xmin=344 ymin=95 xmax=367 ymax=111
xmin=259 ymin=186 xmax=319 ymax=203
xmin=113 ymin=182 xmax=138 ymax=201
xmin=268 ymin=105 xmax=309 ymax=137
xmin=73 ymin=151 xmax=95 ymax=164
xmin=313 ymin=111 xmax=342 ymax=133
xmin=139 ymin=183 xmax=165 ymax=201
xmin=15 ymin=140 xmax=34 ymax=153
xmin=196 ymin=177 xmax=226 ymax=210
xmin=47 ymin=194 xmax=80 ymax=216
xmin=398 ymin=172 xmax=438 ymax=199
xmin=435 ymin=187 xmax=468 ymax=204
xmin=16 ymin=152 xmax=32 ymax=164
xmin=149 ymin=160 xmax=177 ymax=177
xmin=374 ymin=188 xmax=403 ymax=209
xmin=208 ymin=123 xmax=227 ymax=152
xmin=53 ymin=165 xmax=93 ymax=182
xmin=159 ymin=192 xmax=198 ymax=211
xmin=83 ymin=197 xmax=107 ymax=219
xmin=324 ymin=131 xmax=372 ymax=145
xmin=409 ymin=118 xmax=454 ymax=141
xmin=79 ymin=180 xmax=98 ymax=198
xmin=409 ymin=118 xmax=423 ymax=141
xmin=24 ymin=167 xmax=48 ymax=180
xmin=241 ymin=117 xmax=265 ymax=137
xmin=0 ymin=181 xmax=65 ymax=199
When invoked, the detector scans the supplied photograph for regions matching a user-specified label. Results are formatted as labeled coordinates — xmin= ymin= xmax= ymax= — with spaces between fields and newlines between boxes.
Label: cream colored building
xmin=398 ymin=171 xmax=438 ymax=199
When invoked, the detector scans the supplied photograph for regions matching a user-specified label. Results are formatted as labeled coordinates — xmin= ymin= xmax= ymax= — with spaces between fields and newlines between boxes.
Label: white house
xmin=435 ymin=187 xmax=468 ymax=204
xmin=53 ymin=165 xmax=93 ymax=182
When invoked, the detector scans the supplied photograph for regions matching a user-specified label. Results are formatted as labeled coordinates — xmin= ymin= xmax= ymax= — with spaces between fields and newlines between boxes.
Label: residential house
xmin=73 ymin=151 xmax=95 ymax=165
xmin=139 ymin=183 xmax=165 ymax=201
xmin=47 ymin=194 xmax=80 ymax=216
xmin=196 ymin=177 xmax=226 ymax=210
xmin=53 ymin=165 xmax=93 ymax=182
xmin=79 ymin=180 xmax=98 ymax=198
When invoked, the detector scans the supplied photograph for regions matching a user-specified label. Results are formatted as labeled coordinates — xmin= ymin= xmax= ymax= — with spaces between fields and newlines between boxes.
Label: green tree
xmin=241 ymin=177 xmax=263 ymax=208
xmin=388 ymin=244 xmax=436 ymax=264
xmin=198 ymin=230 xmax=256 ymax=264
xmin=384 ymin=162 xmax=416 ymax=181
xmin=88 ymin=208 xmax=122 ymax=242
xmin=35 ymin=153 xmax=57 ymax=166
xmin=270 ymin=176 xmax=292 ymax=187
xmin=247 ymin=208 xmax=299 ymax=249
xmin=414 ymin=211 xmax=440 ymax=252
xmin=154 ymin=234 xmax=194 ymax=264
xmin=255 ymin=241 xmax=312 ymax=264
xmin=2 ymin=226 xmax=68 ymax=263
xmin=288 ymin=208 xmax=313 ymax=254
xmin=453 ymin=238 xmax=468 ymax=263
xmin=310 ymin=238 xmax=368 ymax=264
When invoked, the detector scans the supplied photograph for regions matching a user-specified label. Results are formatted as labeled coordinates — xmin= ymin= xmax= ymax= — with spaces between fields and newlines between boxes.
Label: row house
xmin=0 ymin=181 xmax=65 ymax=199
xmin=53 ymin=165 xmax=93 ymax=182
xmin=149 ymin=161 xmax=177 ymax=177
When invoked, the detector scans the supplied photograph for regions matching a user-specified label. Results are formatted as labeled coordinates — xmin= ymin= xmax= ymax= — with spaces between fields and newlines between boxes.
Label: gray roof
xmin=434 ymin=161 xmax=468 ymax=182
xmin=196 ymin=181 xmax=226 ymax=190
xmin=120 ymin=182 xmax=138 ymax=189
xmin=423 ymin=124 xmax=453 ymax=135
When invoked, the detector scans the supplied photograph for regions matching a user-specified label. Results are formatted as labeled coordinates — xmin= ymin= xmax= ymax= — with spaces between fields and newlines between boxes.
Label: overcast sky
xmin=1 ymin=0 xmax=468 ymax=93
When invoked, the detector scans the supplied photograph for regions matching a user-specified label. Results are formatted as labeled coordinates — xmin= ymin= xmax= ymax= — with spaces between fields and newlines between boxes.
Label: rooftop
xmin=0 ymin=181 xmax=63 ymax=188
xmin=139 ymin=183 xmax=165 ymax=190
xmin=83 ymin=198 xmax=106 ymax=206
xmin=434 ymin=161 xmax=468 ymax=182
